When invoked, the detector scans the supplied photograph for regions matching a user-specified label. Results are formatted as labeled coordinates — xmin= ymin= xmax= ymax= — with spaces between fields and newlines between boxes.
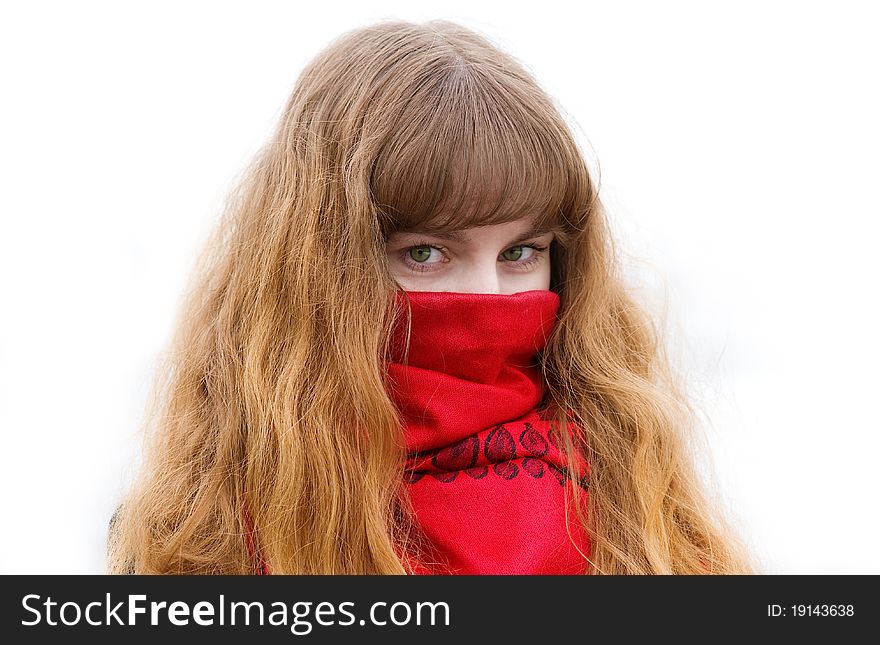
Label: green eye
xmin=408 ymin=246 xmax=432 ymax=262
xmin=501 ymin=247 xmax=524 ymax=261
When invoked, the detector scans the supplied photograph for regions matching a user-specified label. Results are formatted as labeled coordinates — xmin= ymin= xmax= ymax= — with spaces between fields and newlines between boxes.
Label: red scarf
xmin=247 ymin=289 xmax=590 ymax=574
xmin=387 ymin=289 xmax=590 ymax=574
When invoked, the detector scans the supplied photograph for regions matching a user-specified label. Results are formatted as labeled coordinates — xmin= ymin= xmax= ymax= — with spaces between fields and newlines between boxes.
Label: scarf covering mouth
xmin=386 ymin=289 xmax=590 ymax=575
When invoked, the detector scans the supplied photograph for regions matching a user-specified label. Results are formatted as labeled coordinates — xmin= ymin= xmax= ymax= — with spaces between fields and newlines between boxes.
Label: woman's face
xmin=385 ymin=217 xmax=555 ymax=294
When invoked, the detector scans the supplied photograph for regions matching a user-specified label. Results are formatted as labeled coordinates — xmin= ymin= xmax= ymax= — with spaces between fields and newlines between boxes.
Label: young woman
xmin=107 ymin=19 xmax=753 ymax=574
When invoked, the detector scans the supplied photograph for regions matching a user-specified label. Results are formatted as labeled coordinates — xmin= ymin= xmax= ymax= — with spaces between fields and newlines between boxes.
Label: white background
xmin=1 ymin=0 xmax=877 ymax=574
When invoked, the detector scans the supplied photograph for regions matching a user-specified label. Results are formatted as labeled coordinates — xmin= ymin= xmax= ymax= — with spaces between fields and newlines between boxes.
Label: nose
xmin=455 ymin=260 xmax=505 ymax=294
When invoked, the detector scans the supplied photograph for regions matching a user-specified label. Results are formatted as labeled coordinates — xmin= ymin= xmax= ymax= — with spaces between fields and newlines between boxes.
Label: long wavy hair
xmin=107 ymin=18 xmax=754 ymax=574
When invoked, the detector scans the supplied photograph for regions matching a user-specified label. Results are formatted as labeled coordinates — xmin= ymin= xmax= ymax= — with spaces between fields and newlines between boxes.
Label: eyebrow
xmin=395 ymin=224 xmax=558 ymax=245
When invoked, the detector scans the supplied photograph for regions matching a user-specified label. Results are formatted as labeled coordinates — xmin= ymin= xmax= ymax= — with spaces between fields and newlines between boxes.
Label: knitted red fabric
xmin=386 ymin=289 xmax=590 ymax=574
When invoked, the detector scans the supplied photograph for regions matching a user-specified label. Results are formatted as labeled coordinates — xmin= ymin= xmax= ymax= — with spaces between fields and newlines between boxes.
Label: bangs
xmin=369 ymin=62 xmax=581 ymax=238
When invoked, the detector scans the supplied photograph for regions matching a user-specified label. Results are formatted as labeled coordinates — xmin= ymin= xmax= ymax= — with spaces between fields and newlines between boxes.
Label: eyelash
xmin=400 ymin=241 xmax=549 ymax=274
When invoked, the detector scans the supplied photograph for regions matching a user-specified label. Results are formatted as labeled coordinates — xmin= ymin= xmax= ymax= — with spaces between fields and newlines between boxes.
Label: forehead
xmin=390 ymin=217 xmax=556 ymax=242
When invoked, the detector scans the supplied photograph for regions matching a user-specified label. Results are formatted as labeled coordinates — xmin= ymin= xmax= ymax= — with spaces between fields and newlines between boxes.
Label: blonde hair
xmin=108 ymin=18 xmax=753 ymax=574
